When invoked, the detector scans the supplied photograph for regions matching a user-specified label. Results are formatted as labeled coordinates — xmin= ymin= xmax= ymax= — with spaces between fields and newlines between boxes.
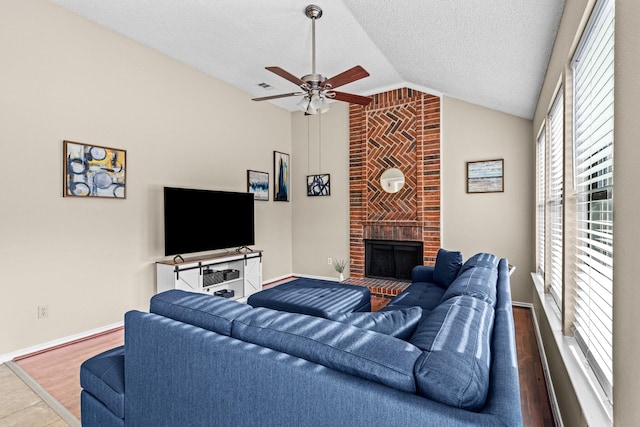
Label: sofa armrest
xmin=481 ymin=258 xmax=523 ymax=425
xmin=411 ymin=265 xmax=435 ymax=283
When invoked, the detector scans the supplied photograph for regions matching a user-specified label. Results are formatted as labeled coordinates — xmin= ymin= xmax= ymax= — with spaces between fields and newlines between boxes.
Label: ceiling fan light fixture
xmin=309 ymin=94 xmax=323 ymax=110
xmin=298 ymin=93 xmax=330 ymax=115
xmin=318 ymin=96 xmax=331 ymax=113
xmin=297 ymin=95 xmax=312 ymax=112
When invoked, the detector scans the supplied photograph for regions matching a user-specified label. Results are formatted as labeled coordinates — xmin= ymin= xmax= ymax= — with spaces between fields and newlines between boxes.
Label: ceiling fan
xmin=252 ymin=4 xmax=372 ymax=114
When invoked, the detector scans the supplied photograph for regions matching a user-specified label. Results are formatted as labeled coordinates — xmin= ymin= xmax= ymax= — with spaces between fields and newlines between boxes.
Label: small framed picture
xmin=467 ymin=159 xmax=504 ymax=193
xmin=274 ymin=151 xmax=290 ymax=202
xmin=307 ymin=174 xmax=330 ymax=196
xmin=247 ymin=170 xmax=269 ymax=201
xmin=63 ymin=140 xmax=126 ymax=198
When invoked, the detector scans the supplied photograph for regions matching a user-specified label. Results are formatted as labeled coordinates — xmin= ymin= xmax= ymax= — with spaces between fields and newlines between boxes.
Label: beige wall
xmin=0 ymin=0 xmax=292 ymax=356
xmin=612 ymin=0 xmax=640 ymax=424
xmin=291 ymin=104 xmax=350 ymax=279
xmin=441 ymin=96 xmax=534 ymax=303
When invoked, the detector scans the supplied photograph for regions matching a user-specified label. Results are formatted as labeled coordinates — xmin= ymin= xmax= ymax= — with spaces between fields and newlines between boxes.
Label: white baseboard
xmin=0 ymin=321 xmax=124 ymax=363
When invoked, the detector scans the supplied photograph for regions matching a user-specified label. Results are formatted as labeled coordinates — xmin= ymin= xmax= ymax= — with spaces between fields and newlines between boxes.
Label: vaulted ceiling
xmin=49 ymin=0 xmax=565 ymax=119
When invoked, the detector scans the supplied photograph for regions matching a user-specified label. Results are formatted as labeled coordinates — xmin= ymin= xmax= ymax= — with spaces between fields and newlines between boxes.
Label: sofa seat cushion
xmin=80 ymin=346 xmax=125 ymax=419
xmin=440 ymin=262 xmax=498 ymax=307
xmin=231 ymin=307 xmax=422 ymax=393
xmin=150 ymin=289 xmax=252 ymax=336
xmin=432 ymin=248 xmax=463 ymax=288
xmin=324 ymin=306 xmax=423 ymax=340
xmin=410 ymin=296 xmax=495 ymax=411
xmin=382 ymin=282 xmax=445 ymax=314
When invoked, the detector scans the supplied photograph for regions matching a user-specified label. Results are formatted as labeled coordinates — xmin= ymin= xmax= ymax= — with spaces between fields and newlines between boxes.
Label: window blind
xmin=548 ymin=91 xmax=564 ymax=307
xmin=571 ymin=0 xmax=614 ymax=399
xmin=537 ymin=128 xmax=546 ymax=276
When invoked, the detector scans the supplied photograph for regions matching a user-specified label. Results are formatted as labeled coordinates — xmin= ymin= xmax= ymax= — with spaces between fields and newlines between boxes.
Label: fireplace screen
xmin=365 ymin=240 xmax=423 ymax=280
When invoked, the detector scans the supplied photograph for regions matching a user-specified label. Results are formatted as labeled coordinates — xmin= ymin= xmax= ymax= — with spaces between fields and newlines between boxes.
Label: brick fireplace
xmin=349 ymin=88 xmax=441 ymax=278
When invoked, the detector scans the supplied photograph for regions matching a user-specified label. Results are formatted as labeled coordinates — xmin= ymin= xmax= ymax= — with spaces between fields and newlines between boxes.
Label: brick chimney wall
xmin=349 ymin=88 xmax=441 ymax=278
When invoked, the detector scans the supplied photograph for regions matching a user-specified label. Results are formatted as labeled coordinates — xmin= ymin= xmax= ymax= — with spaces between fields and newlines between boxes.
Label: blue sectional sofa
xmin=80 ymin=251 xmax=522 ymax=426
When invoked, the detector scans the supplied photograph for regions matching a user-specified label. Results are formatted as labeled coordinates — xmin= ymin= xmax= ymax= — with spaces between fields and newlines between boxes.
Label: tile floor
xmin=0 ymin=363 xmax=71 ymax=426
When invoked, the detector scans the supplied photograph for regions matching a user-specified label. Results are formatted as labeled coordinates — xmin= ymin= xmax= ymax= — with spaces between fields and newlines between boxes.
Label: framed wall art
xmin=247 ymin=170 xmax=269 ymax=201
xmin=63 ymin=140 xmax=126 ymax=198
xmin=274 ymin=151 xmax=290 ymax=202
xmin=307 ymin=174 xmax=330 ymax=196
xmin=466 ymin=159 xmax=504 ymax=193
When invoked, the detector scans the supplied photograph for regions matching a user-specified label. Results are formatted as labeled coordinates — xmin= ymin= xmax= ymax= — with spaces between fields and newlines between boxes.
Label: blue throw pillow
xmin=432 ymin=248 xmax=463 ymax=288
xmin=150 ymin=290 xmax=252 ymax=336
xmin=324 ymin=306 xmax=422 ymax=340
xmin=410 ymin=296 xmax=495 ymax=411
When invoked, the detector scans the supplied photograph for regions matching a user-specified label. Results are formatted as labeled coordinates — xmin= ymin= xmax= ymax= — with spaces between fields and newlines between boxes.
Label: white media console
xmin=156 ymin=250 xmax=262 ymax=301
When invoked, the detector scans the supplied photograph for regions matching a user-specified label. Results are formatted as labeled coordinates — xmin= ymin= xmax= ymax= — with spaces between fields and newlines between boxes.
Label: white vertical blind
xmin=571 ymin=0 xmax=614 ymax=399
xmin=537 ymin=128 xmax=546 ymax=276
xmin=548 ymin=91 xmax=564 ymax=307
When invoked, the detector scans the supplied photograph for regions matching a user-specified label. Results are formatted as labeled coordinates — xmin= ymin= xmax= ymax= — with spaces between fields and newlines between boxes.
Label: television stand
xmin=235 ymin=246 xmax=254 ymax=253
xmin=156 ymin=250 xmax=263 ymax=301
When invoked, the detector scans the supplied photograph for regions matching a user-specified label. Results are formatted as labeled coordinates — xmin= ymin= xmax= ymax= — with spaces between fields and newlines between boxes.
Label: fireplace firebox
xmin=365 ymin=240 xmax=423 ymax=280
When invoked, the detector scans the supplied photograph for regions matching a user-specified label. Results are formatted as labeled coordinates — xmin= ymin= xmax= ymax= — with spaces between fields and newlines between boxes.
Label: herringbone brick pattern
xmin=365 ymin=104 xmax=417 ymax=222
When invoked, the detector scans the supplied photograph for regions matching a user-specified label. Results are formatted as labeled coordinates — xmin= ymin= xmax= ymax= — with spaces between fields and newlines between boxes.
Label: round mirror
xmin=380 ymin=168 xmax=405 ymax=193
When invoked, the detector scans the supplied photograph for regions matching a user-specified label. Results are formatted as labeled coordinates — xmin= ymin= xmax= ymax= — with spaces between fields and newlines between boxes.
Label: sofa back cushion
xmin=440 ymin=263 xmax=498 ymax=307
xmin=432 ymin=249 xmax=463 ymax=288
xmin=457 ymin=252 xmax=499 ymax=276
xmin=232 ymin=307 xmax=422 ymax=393
xmin=410 ymin=295 xmax=495 ymax=411
xmin=150 ymin=290 xmax=252 ymax=336
xmin=324 ymin=306 xmax=422 ymax=340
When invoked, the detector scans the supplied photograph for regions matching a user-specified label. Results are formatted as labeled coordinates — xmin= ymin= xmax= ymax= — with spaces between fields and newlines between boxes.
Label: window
xmin=548 ymin=90 xmax=563 ymax=307
xmin=535 ymin=0 xmax=614 ymax=406
xmin=571 ymin=0 xmax=614 ymax=399
xmin=536 ymin=127 xmax=546 ymax=276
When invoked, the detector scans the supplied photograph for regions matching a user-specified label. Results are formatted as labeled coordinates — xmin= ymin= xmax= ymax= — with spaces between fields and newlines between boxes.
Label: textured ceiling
xmin=49 ymin=0 xmax=565 ymax=119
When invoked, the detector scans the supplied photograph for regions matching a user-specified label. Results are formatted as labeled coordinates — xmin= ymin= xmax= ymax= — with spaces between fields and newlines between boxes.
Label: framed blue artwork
xmin=63 ymin=140 xmax=126 ymax=198
xmin=247 ymin=170 xmax=269 ymax=201
xmin=274 ymin=151 xmax=290 ymax=202
xmin=466 ymin=159 xmax=504 ymax=193
xmin=307 ymin=174 xmax=330 ymax=196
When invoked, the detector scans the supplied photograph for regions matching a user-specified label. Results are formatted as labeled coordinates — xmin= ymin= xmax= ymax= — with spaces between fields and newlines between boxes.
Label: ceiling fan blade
xmin=329 ymin=91 xmax=372 ymax=106
xmin=252 ymin=92 xmax=303 ymax=102
xmin=265 ymin=66 xmax=307 ymax=87
xmin=322 ymin=66 xmax=369 ymax=90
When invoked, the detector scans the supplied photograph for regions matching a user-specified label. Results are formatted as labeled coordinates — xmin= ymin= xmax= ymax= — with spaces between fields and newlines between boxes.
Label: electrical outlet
xmin=38 ymin=305 xmax=49 ymax=319
xmin=327 ymin=257 xmax=332 ymax=265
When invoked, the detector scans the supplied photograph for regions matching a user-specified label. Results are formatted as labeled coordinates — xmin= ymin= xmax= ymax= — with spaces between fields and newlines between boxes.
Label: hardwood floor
xmin=513 ymin=305 xmax=557 ymax=427
xmin=13 ymin=327 xmax=124 ymax=421
xmin=7 ymin=303 xmax=556 ymax=426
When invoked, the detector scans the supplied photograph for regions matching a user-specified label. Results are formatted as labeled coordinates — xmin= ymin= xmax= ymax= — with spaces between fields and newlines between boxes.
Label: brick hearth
xmin=349 ymin=88 xmax=441 ymax=277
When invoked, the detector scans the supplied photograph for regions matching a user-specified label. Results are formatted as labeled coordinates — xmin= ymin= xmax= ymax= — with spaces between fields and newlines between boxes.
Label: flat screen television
xmin=163 ymin=187 xmax=255 ymax=256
